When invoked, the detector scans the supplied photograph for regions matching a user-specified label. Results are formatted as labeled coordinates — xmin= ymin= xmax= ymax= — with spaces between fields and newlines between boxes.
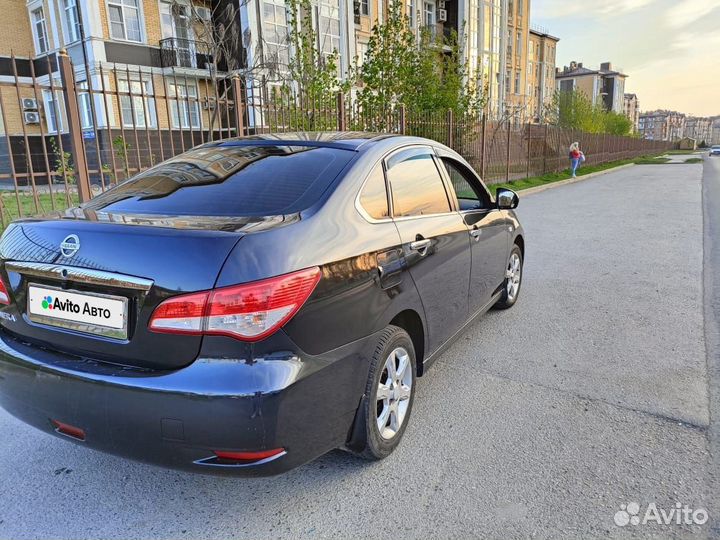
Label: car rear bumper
xmin=0 ymin=331 xmax=372 ymax=476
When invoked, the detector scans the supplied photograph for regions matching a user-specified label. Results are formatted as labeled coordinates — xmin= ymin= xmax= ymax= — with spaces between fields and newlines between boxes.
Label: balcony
xmin=159 ymin=38 xmax=213 ymax=70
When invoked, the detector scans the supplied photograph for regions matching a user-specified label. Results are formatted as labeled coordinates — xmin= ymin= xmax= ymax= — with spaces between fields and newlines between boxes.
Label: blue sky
xmin=532 ymin=0 xmax=720 ymax=116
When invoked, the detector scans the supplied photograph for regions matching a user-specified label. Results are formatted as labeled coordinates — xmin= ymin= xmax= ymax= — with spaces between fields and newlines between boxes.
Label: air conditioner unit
xmin=21 ymin=98 xmax=38 ymax=110
xmin=23 ymin=111 xmax=40 ymax=124
xmin=437 ymin=8 xmax=447 ymax=21
xmin=438 ymin=0 xmax=446 ymax=8
xmin=195 ymin=6 xmax=212 ymax=21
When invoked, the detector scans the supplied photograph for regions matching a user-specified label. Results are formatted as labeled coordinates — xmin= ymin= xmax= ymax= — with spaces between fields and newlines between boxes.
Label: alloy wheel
xmin=506 ymin=252 xmax=522 ymax=301
xmin=376 ymin=347 xmax=413 ymax=440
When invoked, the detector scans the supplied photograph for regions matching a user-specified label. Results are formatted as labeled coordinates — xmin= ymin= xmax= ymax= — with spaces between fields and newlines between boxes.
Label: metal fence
xmin=0 ymin=52 xmax=673 ymax=228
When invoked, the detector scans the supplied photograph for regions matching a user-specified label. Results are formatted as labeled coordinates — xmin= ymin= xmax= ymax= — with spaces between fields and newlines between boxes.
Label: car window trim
xmin=383 ymin=144 xmax=455 ymax=220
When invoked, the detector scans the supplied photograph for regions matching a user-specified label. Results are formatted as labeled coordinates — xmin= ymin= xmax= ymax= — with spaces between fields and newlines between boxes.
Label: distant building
xmin=685 ymin=117 xmax=714 ymax=145
xmin=623 ymin=94 xmax=639 ymax=132
xmin=555 ymin=61 xmax=628 ymax=114
xmin=638 ymin=110 xmax=686 ymax=142
xmin=503 ymin=0 xmax=531 ymax=118
xmin=527 ymin=26 xmax=559 ymax=123
xmin=712 ymin=117 xmax=720 ymax=145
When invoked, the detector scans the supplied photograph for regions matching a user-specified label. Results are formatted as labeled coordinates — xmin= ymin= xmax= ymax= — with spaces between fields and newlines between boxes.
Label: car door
xmin=438 ymin=155 xmax=510 ymax=315
xmin=385 ymin=145 xmax=471 ymax=352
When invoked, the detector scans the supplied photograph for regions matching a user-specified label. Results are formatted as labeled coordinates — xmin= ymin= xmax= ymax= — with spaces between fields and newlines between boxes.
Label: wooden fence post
xmin=480 ymin=113 xmax=487 ymax=180
xmin=542 ymin=123 xmax=549 ymax=174
xmin=505 ymin=118 xmax=511 ymax=183
xmin=337 ymin=92 xmax=347 ymax=131
xmin=446 ymin=109 xmax=454 ymax=148
xmin=231 ymin=74 xmax=245 ymax=137
xmin=399 ymin=104 xmax=406 ymax=135
xmin=58 ymin=49 xmax=92 ymax=203
xmin=526 ymin=123 xmax=531 ymax=179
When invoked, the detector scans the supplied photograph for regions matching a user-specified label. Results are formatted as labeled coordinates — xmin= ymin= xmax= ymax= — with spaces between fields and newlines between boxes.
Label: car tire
xmin=494 ymin=244 xmax=523 ymax=310
xmin=353 ymin=325 xmax=416 ymax=460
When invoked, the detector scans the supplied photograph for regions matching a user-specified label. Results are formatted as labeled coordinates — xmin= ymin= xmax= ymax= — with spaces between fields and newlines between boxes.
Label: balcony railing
xmin=159 ymin=38 xmax=212 ymax=69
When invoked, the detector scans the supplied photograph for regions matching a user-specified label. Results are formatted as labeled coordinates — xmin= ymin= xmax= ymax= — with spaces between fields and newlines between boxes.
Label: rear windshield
xmin=84 ymin=144 xmax=354 ymax=216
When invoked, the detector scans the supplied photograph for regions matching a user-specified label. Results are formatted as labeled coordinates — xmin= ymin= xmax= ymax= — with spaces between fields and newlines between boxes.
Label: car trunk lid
xmin=0 ymin=219 xmax=244 ymax=370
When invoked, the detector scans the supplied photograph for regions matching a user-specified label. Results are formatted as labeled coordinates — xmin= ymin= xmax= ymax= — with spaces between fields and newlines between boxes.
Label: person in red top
xmin=569 ymin=142 xmax=584 ymax=178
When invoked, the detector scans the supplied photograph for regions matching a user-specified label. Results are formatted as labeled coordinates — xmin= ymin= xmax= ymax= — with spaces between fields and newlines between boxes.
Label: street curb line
xmin=517 ymin=163 xmax=637 ymax=197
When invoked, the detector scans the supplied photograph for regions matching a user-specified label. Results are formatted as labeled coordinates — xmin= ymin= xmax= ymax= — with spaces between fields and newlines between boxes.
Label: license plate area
xmin=27 ymin=284 xmax=128 ymax=340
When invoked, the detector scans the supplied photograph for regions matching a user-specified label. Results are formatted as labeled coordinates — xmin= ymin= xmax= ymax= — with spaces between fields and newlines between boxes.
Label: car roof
xmin=209 ymin=131 xmax=402 ymax=151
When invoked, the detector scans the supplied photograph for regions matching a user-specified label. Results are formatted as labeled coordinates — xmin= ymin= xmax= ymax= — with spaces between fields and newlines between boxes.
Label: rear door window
xmin=85 ymin=144 xmax=354 ymax=216
xmin=358 ymin=164 xmax=389 ymax=220
xmin=385 ymin=147 xmax=451 ymax=217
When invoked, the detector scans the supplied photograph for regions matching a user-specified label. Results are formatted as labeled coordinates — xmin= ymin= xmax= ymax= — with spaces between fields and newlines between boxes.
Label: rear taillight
xmin=149 ymin=267 xmax=321 ymax=342
xmin=0 ymin=277 xmax=10 ymax=305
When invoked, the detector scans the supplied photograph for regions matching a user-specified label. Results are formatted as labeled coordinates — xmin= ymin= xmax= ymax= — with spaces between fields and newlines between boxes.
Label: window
xmin=85 ymin=145 xmax=355 ymax=217
xmin=359 ymin=165 xmax=389 ymax=219
xmin=514 ymin=72 xmax=521 ymax=94
xmin=516 ymin=31 xmax=522 ymax=57
xmin=43 ymin=90 xmax=63 ymax=133
xmin=559 ymin=79 xmax=574 ymax=92
xmin=78 ymin=82 xmax=93 ymax=129
xmin=118 ymin=76 xmax=157 ymax=128
xmin=31 ymin=7 xmax=49 ymax=54
xmin=63 ymin=0 xmax=81 ymax=43
xmin=441 ymin=158 xmax=488 ymax=211
xmin=406 ymin=0 xmax=415 ymax=29
xmin=505 ymin=70 xmax=511 ymax=95
xmin=356 ymin=41 xmax=369 ymax=66
xmin=318 ymin=0 xmax=341 ymax=67
xmin=108 ymin=0 xmax=142 ymax=42
xmin=168 ymin=81 xmax=201 ymax=129
xmin=262 ymin=0 xmax=289 ymax=68
xmin=424 ymin=2 xmax=434 ymax=27
xmin=360 ymin=0 xmax=369 ymax=16
xmin=386 ymin=148 xmax=450 ymax=217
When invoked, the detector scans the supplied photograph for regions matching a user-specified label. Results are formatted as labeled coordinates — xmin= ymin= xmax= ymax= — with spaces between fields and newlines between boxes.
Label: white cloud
xmin=666 ymin=0 xmax=720 ymax=28
xmin=534 ymin=0 xmax=656 ymax=19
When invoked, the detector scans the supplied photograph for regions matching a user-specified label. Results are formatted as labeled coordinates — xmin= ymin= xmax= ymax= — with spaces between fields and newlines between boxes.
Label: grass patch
xmin=684 ymin=157 xmax=704 ymax=164
xmin=634 ymin=156 xmax=671 ymax=165
xmin=488 ymin=156 xmax=649 ymax=195
xmin=0 ymin=191 xmax=79 ymax=226
xmin=663 ymin=149 xmax=699 ymax=155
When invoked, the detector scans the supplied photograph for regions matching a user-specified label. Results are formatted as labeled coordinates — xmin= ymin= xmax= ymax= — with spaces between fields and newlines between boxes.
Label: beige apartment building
xmin=638 ymin=110 xmax=686 ymax=142
xmin=503 ymin=0 xmax=530 ymax=118
xmin=527 ymin=26 xmax=558 ymax=123
xmin=712 ymin=117 xmax=720 ymax=145
xmin=0 ymin=0 xmax=228 ymax=182
xmin=623 ymin=93 xmax=639 ymax=132
xmin=685 ymin=116 xmax=713 ymax=145
xmin=555 ymin=61 xmax=627 ymax=114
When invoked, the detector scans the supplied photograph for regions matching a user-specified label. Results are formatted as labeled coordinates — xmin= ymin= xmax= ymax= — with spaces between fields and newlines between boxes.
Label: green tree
xmin=550 ymin=90 xmax=632 ymax=135
xmin=353 ymin=1 xmax=417 ymax=126
xmin=603 ymin=111 xmax=633 ymax=136
xmin=270 ymin=0 xmax=348 ymax=130
xmin=405 ymin=28 xmax=484 ymax=116
xmin=354 ymin=7 xmax=485 ymax=131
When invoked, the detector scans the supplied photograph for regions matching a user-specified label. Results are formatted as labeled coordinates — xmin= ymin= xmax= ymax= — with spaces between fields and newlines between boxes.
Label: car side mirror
xmin=496 ymin=188 xmax=519 ymax=210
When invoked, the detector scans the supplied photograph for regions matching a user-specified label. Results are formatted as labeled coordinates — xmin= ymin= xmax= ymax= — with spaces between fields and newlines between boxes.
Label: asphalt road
xmin=0 ymin=158 xmax=717 ymax=539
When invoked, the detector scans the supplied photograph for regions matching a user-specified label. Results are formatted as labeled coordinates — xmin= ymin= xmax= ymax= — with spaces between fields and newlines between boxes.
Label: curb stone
xmin=516 ymin=163 xmax=637 ymax=197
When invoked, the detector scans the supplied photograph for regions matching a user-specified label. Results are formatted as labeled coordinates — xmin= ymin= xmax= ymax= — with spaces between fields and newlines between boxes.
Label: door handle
xmin=470 ymin=228 xmax=482 ymax=241
xmin=409 ymin=238 xmax=431 ymax=256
